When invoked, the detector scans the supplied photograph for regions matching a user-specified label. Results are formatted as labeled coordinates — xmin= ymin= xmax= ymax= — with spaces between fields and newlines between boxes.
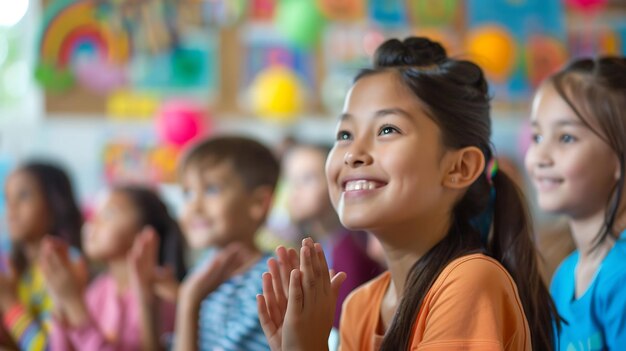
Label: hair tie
xmin=486 ymin=158 xmax=499 ymax=185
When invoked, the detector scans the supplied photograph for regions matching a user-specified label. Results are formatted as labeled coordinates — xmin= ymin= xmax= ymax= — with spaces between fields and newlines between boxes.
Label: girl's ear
xmin=442 ymin=146 xmax=486 ymax=189
xmin=248 ymin=186 xmax=274 ymax=223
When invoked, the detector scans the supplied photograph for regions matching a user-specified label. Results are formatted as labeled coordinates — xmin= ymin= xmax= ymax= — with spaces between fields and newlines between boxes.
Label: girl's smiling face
xmin=325 ymin=71 xmax=453 ymax=234
xmin=83 ymin=190 xmax=141 ymax=261
xmin=525 ymin=82 xmax=620 ymax=219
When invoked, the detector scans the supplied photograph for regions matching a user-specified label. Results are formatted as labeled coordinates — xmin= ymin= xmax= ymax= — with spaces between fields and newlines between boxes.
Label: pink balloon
xmin=156 ymin=100 xmax=209 ymax=148
xmin=565 ymin=0 xmax=608 ymax=12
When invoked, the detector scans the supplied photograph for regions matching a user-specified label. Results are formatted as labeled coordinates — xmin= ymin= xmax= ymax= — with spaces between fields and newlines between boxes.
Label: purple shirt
xmin=327 ymin=230 xmax=384 ymax=328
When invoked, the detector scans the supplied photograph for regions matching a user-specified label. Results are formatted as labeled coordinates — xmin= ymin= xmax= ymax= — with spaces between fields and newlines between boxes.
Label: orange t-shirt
xmin=339 ymin=253 xmax=531 ymax=351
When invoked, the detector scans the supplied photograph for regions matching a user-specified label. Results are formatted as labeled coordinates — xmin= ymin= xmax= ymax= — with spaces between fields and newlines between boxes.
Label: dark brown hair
xmin=12 ymin=161 xmax=83 ymax=273
xmin=180 ymin=135 xmax=280 ymax=192
xmin=113 ymin=185 xmax=187 ymax=281
xmin=356 ymin=37 xmax=558 ymax=350
xmin=550 ymin=57 xmax=626 ymax=248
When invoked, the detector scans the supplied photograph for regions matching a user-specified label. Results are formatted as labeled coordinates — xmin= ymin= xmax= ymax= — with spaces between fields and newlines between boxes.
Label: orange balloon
xmin=466 ymin=25 xmax=517 ymax=82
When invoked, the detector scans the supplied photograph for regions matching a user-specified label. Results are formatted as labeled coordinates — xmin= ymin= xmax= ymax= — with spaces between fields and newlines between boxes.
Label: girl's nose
xmin=344 ymin=151 xmax=373 ymax=168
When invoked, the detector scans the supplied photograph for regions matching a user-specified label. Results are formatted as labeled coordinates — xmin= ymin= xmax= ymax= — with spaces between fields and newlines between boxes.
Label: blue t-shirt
xmin=551 ymin=231 xmax=626 ymax=351
xmin=197 ymin=253 xmax=271 ymax=351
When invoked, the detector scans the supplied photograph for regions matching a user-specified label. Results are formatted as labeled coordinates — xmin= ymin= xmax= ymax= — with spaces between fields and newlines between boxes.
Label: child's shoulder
xmin=432 ymin=253 xmax=520 ymax=295
xmin=594 ymin=239 xmax=626 ymax=293
xmin=242 ymin=252 xmax=272 ymax=277
xmin=442 ymin=253 xmax=510 ymax=277
xmin=553 ymin=250 xmax=578 ymax=276
xmin=346 ymin=254 xmax=517 ymax=305
xmin=221 ymin=252 xmax=271 ymax=288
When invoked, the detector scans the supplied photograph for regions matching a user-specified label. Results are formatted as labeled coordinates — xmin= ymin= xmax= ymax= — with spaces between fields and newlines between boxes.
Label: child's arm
xmin=258 ymin=239 xmax=345 ymax=351
xmin=41 ymin=240 xmax=139 ymax=351
xmin=173 ymin=243 xmax=250 ymax=351
xmin=128 ymin=228 xmax=162 ymax=351
xmin=39 ymin=239 xmax=96 ymax=349
xmin=1 ymin=303 xmax=50 ymax=351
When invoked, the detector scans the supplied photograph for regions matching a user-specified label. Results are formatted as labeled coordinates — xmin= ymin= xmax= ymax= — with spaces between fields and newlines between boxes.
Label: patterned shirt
xmin=197 ymin=253 xmax=270 ymax=351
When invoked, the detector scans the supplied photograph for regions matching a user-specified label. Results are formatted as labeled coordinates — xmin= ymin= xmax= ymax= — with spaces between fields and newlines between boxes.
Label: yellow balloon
xmin=466 ymin=25 xmax=517 ymax=83
xmin=250 ymin=66 xmax=303 ymax=122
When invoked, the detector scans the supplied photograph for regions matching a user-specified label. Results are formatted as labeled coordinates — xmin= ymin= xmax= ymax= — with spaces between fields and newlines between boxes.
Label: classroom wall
xmin=1 ymin=0 xmax=624 ymax=228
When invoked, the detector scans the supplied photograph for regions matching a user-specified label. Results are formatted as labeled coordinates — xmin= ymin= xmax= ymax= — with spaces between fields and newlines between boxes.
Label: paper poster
xmin=467 ymin=0 xmax=567 ymax=99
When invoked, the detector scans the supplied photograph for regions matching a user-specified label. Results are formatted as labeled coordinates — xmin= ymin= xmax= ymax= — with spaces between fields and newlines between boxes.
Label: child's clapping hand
xmin=128 ymin=227 xmax=160 ymax=297
xmin=39 ymin=236 xmax=88 ymax=324
xmin=0 ymin=260 xmax=18 ymax=313
xmin=180 ymin=243 xmax=256 ymax=305
xmin=258 ymin=238 xmax=346 ymax=351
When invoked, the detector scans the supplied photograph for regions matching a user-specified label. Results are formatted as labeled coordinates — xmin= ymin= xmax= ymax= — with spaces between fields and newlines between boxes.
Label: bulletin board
xmin=34 ymin=0 xmax=626 ymax=117
xmin=37 ymin=0 xmax=219 ymax=116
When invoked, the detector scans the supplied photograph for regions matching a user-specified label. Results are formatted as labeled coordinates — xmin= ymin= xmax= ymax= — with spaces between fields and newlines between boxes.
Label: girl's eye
xmin=560 ymin=134 xmax=576 ymax=143
xmin=336 ymin=130 xmax=352 ymax=141
xmin=531 ymin=133 xmax=543 ymax=144
xmin=182 ymin=189 xmax=197 ymax=201
xmin=204 ymin=185 xmax=220 ymax=196
xmin=378 ymin=125 xmax=400 ymax=136
xmin=17 ymin=190 xmax=31 ymax=201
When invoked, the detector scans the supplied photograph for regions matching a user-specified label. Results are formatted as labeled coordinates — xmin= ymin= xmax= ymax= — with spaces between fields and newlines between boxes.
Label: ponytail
xmin=361 ymin=37 xmax=558 ymax=350
xmin=490 ymin=170 xmax=559 ymax=350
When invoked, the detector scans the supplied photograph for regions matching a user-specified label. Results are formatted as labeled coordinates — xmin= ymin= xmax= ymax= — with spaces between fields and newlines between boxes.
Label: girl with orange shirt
xmin=257 ymin=37 xmax=558 ymax=350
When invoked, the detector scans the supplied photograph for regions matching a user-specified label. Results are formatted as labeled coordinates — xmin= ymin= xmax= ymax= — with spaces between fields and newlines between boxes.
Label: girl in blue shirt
xmin=525 ymin=57 xmax=626 ymax=350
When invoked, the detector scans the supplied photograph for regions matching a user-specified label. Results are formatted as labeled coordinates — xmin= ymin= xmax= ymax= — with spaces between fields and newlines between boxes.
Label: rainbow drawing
xmin=38 ymin=0 xmax=131 ymax=68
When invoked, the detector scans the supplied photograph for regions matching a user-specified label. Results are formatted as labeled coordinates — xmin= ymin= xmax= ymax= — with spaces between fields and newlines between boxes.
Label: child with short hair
xmin=174 ymin=136 xmax=279 ymax=351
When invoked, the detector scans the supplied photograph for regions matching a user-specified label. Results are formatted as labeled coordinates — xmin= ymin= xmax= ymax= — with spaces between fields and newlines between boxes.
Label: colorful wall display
xmin=407 ymin=0 xmax=460 ymax=27
xmin=36 ymin=0 xmax=218 ymax=115
xmin=467 ymin=0 xmax=567 ymax=99
xmin=567 ymin=21 xmax=626 ymax=58
xmin=240 ymin=25 xmax=316 ymax=91
xmin=36 ymin=0 xmax=131 ymax=93
xmin=369 ymin=0 xmax=406 ymax=28
xmin=102 ymin=141 xmax=179 ymax=184
xmin=31 ymin=0 xmax=626 ymax=115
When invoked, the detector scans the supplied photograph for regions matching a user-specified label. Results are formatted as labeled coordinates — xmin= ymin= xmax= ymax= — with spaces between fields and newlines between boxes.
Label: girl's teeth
xmin=346 ymin=180 xmax=378 ymax=191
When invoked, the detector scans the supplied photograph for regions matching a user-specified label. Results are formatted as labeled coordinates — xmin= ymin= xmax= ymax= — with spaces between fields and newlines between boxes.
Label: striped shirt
xmin=197 ymin=254 xmax=270 ymax=351
xmin=1 ymin=244 xmax=82 ymax=351
xmin=2 ymin=264 xmax=52 ymax=351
